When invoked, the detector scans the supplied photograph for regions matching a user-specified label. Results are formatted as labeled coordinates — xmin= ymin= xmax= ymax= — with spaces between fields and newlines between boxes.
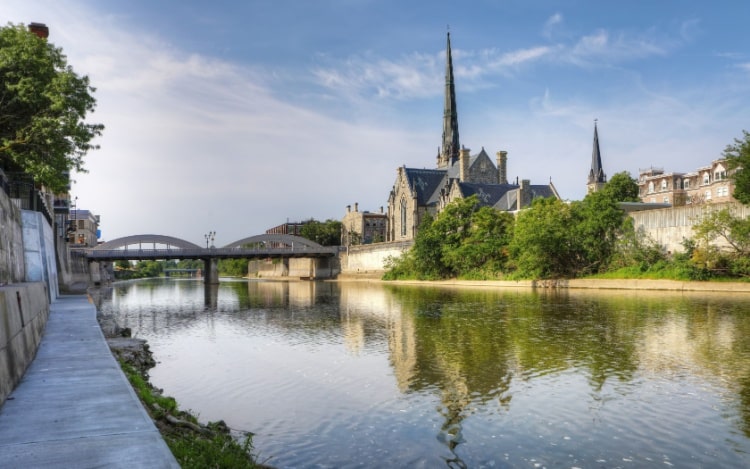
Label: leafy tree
xmin=218 ymin=258 xmax=248 ymax=277
xmin=725 ymin=130 xmax=750 ymax=204
xmin=509 ymin=197 xmax=578 ymax=278
xmin=693 ymin=207 xmax=750 ymax=255
xmin=0 ymin=23 xmax=103 ymax=192
xmin=300 ymin=219 xmax=342 ymax=246
xmin=600 ymin=171 xmax=640 ymax=202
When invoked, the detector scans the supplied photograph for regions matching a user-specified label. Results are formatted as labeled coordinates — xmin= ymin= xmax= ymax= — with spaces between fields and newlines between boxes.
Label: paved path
xmin=0 ymin=295 xmax=179 ymax=468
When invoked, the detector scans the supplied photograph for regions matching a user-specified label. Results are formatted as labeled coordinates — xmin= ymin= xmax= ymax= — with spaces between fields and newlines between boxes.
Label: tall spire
xmin=587 ymin=120 xmax=607 ymax=193
xmin=438 ymin=32 xmax=460 ymax=169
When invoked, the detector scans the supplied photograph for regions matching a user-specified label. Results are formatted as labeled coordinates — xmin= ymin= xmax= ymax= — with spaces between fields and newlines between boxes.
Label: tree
xmin=725 ymin=130 xmax=750 ymax=204
xmin=0 ymin=23 xmax=103 ymax=192
xmin=509 ymin=197 xmax=580 ymax=278
xmin=300 ymin=219 xmax=342 ymax=246
xmin=600 ymin=171 xmax=640 ymax=202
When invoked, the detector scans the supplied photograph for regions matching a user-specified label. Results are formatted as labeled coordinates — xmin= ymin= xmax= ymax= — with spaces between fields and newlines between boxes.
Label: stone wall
xmin=0 ymin=282 xmax=49 ymax=406
xmin=628 ymin=202 xmax=750 ymax=253
xmin=248 ymin=256 xmax=341 ymax=279
xmin=340 ymin=241 xmax=413 ymax=275
xmin=0 ymin=190 xmax=25 ymax=285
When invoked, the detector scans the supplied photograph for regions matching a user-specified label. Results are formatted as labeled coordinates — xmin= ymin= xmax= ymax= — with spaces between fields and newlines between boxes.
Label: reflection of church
xmin=386 ymin=33 xmax=560 ymax=242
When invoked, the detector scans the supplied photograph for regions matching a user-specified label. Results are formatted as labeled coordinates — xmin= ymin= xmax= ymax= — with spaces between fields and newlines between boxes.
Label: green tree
xmin=218 ymin=258 xmax=248 ymax=277
xmin=300 ymin=219 xmax=342 ymax=246
xmin=725 ymin=130 xmax=750 ymax=204
xmin=0 ymin=23 xmax=103 ymax=192
xmin=600 ymin=171 xmax=640 ymax=202
xmin=509 ymin=197 xmax=579 ymax=278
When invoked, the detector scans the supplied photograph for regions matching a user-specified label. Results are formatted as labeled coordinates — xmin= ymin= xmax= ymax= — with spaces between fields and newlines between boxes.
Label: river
xmin=94 ymin=278 xmax=750 ymax=468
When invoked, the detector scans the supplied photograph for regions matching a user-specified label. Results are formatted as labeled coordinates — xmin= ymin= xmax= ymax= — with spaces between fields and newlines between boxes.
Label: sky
xmin=3 ymin=1 xmax=750 ymax=246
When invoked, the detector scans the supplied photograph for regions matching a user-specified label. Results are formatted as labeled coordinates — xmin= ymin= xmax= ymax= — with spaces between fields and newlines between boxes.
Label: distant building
xmin=342 ymin=203 xmax=387 ymax=246
xmin=68 ymin=209 xmax=100 ymax=246
xmin=266 ymin=221 xmax=307 ymax=236
xmin=386 ymin=33 xmax=559 ymax=242
xmin=638 ymin=159 xmax=735 ymax=206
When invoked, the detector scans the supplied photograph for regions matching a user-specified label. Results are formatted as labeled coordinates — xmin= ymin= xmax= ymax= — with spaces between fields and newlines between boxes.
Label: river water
xmin=94 ymin=278 xmax=750 ymax=468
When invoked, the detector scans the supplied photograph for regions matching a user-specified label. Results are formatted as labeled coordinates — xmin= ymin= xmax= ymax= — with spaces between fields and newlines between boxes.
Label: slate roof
xmin=495 ymin=184 xmax=557 ymax=211
xmin=404 ymin=168 xmax=448 ymax=206
xmin=457 ymin=182 xmax=518 ymax=207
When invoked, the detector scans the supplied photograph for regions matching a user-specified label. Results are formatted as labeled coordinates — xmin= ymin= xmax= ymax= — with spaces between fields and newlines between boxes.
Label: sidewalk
xmin=0 ymin=295 xmax=179 ymax=468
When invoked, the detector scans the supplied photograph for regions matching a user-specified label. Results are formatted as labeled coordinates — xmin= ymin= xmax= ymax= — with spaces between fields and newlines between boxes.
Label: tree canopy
xmin=725 ymin=130 xmax=750 ymax=204
xmin=0 ymin=23 xmax=103 ymax=192
xmin=300 ymin=219 xmax=342 ymax=246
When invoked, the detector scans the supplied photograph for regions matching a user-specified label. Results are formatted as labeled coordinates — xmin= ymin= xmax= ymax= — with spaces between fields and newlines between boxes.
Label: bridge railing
xmin=86 ymin=245 xmax=338 ymax=260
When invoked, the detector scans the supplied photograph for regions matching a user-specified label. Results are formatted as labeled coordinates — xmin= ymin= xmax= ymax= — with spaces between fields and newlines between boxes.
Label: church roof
xmin=457 ymin=182 xmax=518 ymax=207
xmin=495 ymin=184 xmax=558 ymax=211
xmin=403 ymin=168 xmax=447 ymax=206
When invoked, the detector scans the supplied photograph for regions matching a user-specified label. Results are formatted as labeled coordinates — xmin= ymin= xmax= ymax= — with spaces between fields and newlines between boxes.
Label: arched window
xmin=400 ymin=199 xmax=407 ymax=237
xmin=648 ymin=182 xmax=654 ymax=194
xmin=660 ymin=180 xmax=668 ymax=191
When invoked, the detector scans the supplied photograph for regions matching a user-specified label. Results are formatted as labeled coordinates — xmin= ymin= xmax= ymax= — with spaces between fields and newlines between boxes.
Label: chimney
xmin=354 ymin=202 xmax=359 ymax=212
xmin=496 ymin=151 xmax=508 ymax=184
xmin=380 ymin=206 xmax=384 ymax=214
xmin=28 ymin=23 xmax=49 ymax=39
xmin=347 ymin=205 xmax=351 ymax=213
xmin=459 ymin=147 xmax=471 ymax=182
xmin=517 ymin=179 xmax=531 ymax=210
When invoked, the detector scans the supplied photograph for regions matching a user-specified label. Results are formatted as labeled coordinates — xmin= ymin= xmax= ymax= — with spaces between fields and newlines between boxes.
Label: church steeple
xmin=438 ymin=32 xmax=460 ymax=169
xmin=587 ymin=120 xmax=606 ymax=193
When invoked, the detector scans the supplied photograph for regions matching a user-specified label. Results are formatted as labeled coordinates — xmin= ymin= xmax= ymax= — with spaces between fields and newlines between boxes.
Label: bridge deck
xmin=86 ymin=246 xmax=339 ymax=261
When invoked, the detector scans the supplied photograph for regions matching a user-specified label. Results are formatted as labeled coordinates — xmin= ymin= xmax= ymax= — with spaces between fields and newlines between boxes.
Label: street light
xmin=204 ymin=231 xmax=215 ymax=248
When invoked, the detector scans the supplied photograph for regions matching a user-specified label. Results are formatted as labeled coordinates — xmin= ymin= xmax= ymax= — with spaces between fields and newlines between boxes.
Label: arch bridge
xmin=85 ymin=234 xmax=339 ymax=283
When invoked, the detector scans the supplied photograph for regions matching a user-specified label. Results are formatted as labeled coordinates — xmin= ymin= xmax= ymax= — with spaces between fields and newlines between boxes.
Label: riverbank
xmin=333 ymin=275 xmax=750 ymax=293
xmin=94 ymin=290 xmax=265 ymax=469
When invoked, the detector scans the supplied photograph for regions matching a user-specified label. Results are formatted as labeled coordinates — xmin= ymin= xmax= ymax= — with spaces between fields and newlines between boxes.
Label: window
xmin=648 ymin=182 xmax=654 ymax=193
xmin=400 ymin=199 xmax=407 ymax=237
xmin=660 ymin=180 xmax=668 ymax=191
xmin=715 ymin=171 xmax=727 ymax=180
xmin=663 ymin=196 xmax=669 ymax=204
xmin=683 ymin=179 xmax=690 ymax=189
xmin=717 ymin=186 xmax=729 ymax=197
xmin=703 ymin=172 xmax=710 ymax=185
xmin=705 ymin=190 xmax=712 ymax=200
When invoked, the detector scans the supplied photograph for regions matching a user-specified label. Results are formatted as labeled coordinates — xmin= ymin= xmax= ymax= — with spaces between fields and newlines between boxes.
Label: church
xmin=386 ymin=33 xmax=560 ymax=242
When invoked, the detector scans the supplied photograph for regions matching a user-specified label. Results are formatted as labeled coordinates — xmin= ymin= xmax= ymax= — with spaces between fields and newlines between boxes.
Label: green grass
xmin=119 ymin=361 xmax=259 ymax=469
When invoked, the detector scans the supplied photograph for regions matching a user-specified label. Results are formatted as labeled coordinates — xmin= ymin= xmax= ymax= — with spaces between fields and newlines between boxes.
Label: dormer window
xmin=683 ymin=179 xmax=690 ymax=189
xmin=703 ymin=172 xmax=710 ymax=185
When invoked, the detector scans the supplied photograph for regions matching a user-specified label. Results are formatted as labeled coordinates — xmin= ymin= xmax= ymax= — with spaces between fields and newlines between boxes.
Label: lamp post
xmin=204 ymin=231 xmax=215 ymax=249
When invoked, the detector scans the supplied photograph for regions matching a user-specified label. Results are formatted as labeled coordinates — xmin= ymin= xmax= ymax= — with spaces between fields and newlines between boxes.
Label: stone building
xmin=638 ymin=159 xmax=735 ymax=206
xmin=386 ymin=33 xmax=559 ymax=242
xmin=341 ymin=203 xmax=387 ymax=246
xmin=68 ymin=209 xmax=100 ymax=246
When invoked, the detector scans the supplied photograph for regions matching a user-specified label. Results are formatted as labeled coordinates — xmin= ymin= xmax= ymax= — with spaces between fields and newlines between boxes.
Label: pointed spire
xmin=587 ymin=120 xmax=607 ymax=193
xmin=439 ymin=32 xmax=460 ymax=169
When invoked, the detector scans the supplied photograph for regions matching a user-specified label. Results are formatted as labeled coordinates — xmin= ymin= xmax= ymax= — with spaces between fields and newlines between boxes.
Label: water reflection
xmin=96 ymin=279 xmax=750 ymax=467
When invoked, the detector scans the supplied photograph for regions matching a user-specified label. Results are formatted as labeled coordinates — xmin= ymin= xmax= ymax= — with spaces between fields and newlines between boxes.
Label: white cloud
xmin=543 ymin=13 xmax=563 ymax=38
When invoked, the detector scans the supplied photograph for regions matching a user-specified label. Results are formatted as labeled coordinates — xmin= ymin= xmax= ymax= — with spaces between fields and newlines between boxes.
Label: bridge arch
xmin=223 ymin=234 xmax=325 ymax=250
xmin=92 ymin=234 xmax=202 ymax=251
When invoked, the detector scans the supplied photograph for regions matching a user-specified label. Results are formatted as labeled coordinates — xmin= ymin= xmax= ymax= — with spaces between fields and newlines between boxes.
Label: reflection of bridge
xmin=85 ymin=234 xmax=339 ymax=283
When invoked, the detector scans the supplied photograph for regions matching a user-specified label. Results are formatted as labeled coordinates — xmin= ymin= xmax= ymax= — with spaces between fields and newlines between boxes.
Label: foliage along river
xmin=95 ymin=278 xmax=750 ymax=468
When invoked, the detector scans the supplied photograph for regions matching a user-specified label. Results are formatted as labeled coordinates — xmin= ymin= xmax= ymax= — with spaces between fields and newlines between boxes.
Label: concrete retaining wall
xmin=340 ymin=241 xmax=412 ymax=275
xmin=249 ymin=256 xmax=341 ymax=279
xmin=629 ymin=202 xmax=750 ymax=253
xmin=0 ymin=282 xmax=49 ymax=406
xmin=21 ymin=211 xmax=59 ymax=301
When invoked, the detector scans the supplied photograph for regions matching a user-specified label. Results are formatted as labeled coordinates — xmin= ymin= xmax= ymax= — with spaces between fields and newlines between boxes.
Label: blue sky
xmin=3 ymin=0 xmax=749 ymax=245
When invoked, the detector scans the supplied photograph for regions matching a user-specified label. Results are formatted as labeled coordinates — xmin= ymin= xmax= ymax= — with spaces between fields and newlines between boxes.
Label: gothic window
xmin=400 ymin=199 xmax=407 ymax=237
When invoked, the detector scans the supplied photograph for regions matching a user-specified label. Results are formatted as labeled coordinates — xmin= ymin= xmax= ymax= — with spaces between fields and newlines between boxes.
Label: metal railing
xmin=3 ymin=172 xmax=53 ymax=225
xmin=86 ymin=245 xmax=339 ymax=261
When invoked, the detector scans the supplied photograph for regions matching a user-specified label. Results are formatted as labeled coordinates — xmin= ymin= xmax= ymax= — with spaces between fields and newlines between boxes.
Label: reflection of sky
xmin=99 ymin=280 xmax=750 ymax=468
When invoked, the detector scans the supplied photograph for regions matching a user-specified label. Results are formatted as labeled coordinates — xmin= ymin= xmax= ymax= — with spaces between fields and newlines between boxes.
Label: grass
xmin=118 ymin=361 xmax=260 ymax=469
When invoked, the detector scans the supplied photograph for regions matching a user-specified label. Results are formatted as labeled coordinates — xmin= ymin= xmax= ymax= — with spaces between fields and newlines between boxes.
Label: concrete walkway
xmin=0 ymin=295 xmax=179 ymax=468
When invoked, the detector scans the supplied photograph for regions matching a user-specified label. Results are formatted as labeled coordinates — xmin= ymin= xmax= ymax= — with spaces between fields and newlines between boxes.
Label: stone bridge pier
xmin=203 ymin=258 xmax=219 ymax=285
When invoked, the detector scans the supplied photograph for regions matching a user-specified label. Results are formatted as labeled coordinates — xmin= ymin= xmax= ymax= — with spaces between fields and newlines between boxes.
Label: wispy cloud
xmin=543 ymin=13 xmax=563 ymax=38
xmin=564 ymin=29 xmax=668 ymax=66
